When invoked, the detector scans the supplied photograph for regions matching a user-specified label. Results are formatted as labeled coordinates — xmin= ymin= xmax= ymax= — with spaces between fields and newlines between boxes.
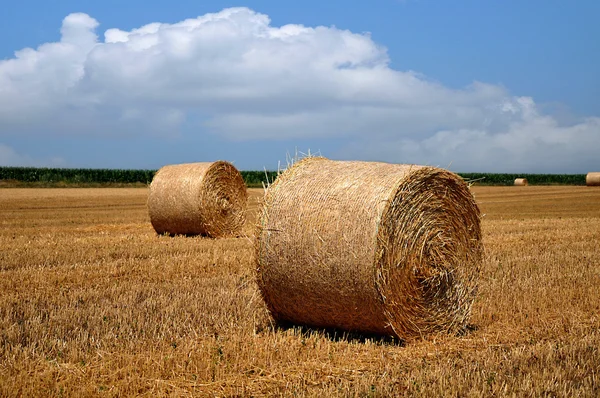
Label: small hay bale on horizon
xmin=586 ymin=172 xmax=600 ymax=187
xmin=255 ymin=157 xmax=483 ymax=341
xmin=147 ymin=161 xmax=247 ymax=237
xmin=514 ymin=178 xmax=528 ymax=186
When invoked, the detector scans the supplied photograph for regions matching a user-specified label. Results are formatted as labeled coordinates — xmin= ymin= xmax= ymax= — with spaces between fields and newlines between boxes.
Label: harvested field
xmin=1 ymin=186 xmax=599 ymax=396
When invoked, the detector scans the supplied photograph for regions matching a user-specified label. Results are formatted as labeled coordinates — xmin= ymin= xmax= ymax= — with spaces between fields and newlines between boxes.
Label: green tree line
xmin=0 ymin=166 xmax=280 ymax=187
xmin=0 ymin=166 xmax=586 ymax=186
xmin=458 ymin=173 xmax=586 ymax=186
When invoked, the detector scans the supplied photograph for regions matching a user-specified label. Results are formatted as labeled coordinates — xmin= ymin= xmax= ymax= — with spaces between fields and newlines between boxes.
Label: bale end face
xmin=376 ymin=167 xmax=482 ymax=339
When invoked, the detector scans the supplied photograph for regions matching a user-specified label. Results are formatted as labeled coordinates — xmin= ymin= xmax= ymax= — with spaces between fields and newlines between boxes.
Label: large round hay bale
xmin=148 ymin=161 xmax=247 ymax=237
xmin=255 ymin=157 xmax=483 ymax=340
xmin=586 ymin=172 xmax=600 ymax=186
xmin=514 ymin=178 xmax=528 ymax=186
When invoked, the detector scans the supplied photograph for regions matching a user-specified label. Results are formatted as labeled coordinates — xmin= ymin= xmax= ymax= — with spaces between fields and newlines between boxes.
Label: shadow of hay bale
xmin=273 ymin=320 xmax=405 ymax=346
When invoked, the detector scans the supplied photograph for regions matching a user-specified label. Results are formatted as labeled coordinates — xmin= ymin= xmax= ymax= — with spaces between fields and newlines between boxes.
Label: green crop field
xmin=0 ymin=166 xmax=587 ymax=187
xmin=0 ymin=167 xmax=280 ymax=188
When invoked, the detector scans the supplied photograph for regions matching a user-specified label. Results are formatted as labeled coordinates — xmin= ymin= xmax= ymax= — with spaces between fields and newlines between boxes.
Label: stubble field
xmin=1 ymin=186 xmax=599 ymax=397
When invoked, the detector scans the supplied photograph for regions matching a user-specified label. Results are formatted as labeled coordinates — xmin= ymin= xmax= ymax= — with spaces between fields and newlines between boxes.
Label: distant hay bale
xmin=147 ymin=161 xmax=247 ymax=237
xmin=586 ymin=172 xmax=600 ymax=187
xmin=255 ymin=157 xmax=483 ymax=340
xmin=514 ymin=178 xmax=528 ymax=186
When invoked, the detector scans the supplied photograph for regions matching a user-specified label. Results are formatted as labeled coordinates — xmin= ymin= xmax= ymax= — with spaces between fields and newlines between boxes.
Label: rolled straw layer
xmin=586 ymin=172 xmax=600 ymax=186
xmin=148 ymin=161 xmax=247 ymax=237
xmin=514 ymin=178 xmax=528 ymax=186
xmin=255 ymin=157 xmax=482 ymax=340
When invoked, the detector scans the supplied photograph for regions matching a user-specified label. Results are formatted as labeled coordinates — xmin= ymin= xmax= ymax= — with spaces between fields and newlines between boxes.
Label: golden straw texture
xmin=255 ymin=157 xmax=482 ymax=340
xmin=148 ymin=161 xmax=247 ymax=237
xmin=586 ymin=172 xmax=600 ymax=187
xmin=514 ymin=178 xmax=528 ymax=186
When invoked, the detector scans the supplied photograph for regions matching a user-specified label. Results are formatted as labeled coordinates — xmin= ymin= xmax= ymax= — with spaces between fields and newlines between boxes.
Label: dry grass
xmin=1 ymin=186 xmax=599 ymax=396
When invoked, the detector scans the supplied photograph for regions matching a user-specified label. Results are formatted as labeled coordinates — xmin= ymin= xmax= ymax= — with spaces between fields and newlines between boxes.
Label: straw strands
xmin=514 ymin=178 xmax=528 ymax=186
xmin=147 ymin=161 xmax=247 ymax=237
xmin=586 ymin=172 xmax=600 ymax=187
xmin=255 ymin=157 xmax=483 ymax=340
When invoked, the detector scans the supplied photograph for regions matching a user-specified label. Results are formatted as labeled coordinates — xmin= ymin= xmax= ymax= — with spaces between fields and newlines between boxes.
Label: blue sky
xmin=1 ymin=0 xmax=598 ymax=172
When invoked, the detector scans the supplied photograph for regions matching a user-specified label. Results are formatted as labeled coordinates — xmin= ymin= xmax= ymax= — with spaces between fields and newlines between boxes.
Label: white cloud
xmin=0 ymin=7 xmax=598 ymax=171
xmin=0 ymin=144 xmax=66 ymax=167
xmin=340 ymin=110 xmax=600 ymax=173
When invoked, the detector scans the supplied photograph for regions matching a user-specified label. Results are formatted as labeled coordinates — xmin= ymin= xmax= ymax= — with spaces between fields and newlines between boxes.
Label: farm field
xmin=1 ymin=186 xmax=599 ymax=397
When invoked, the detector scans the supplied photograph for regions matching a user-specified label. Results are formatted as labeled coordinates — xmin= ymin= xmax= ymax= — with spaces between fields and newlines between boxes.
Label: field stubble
xmin=0 ymin=186 xmax=599 ymax=397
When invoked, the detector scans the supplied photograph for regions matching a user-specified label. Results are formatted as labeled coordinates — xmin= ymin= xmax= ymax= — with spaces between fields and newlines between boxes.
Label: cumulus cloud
xmin=340 ymin=97 xmax=600 ymax=173
xmin=0 ymin=7 xmax=598 ymax=171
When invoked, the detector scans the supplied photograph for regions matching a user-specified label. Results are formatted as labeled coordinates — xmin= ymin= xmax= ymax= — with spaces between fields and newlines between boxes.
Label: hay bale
xmin=514 ymin=178 xmax=528 ymax=186
xmin=255 ymin=157 xmax=483 ymax=340
xmin=148 ymin=161 xmax=247 ymax=237
xmin=586 ymin=172 xmax=600 ymax=186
